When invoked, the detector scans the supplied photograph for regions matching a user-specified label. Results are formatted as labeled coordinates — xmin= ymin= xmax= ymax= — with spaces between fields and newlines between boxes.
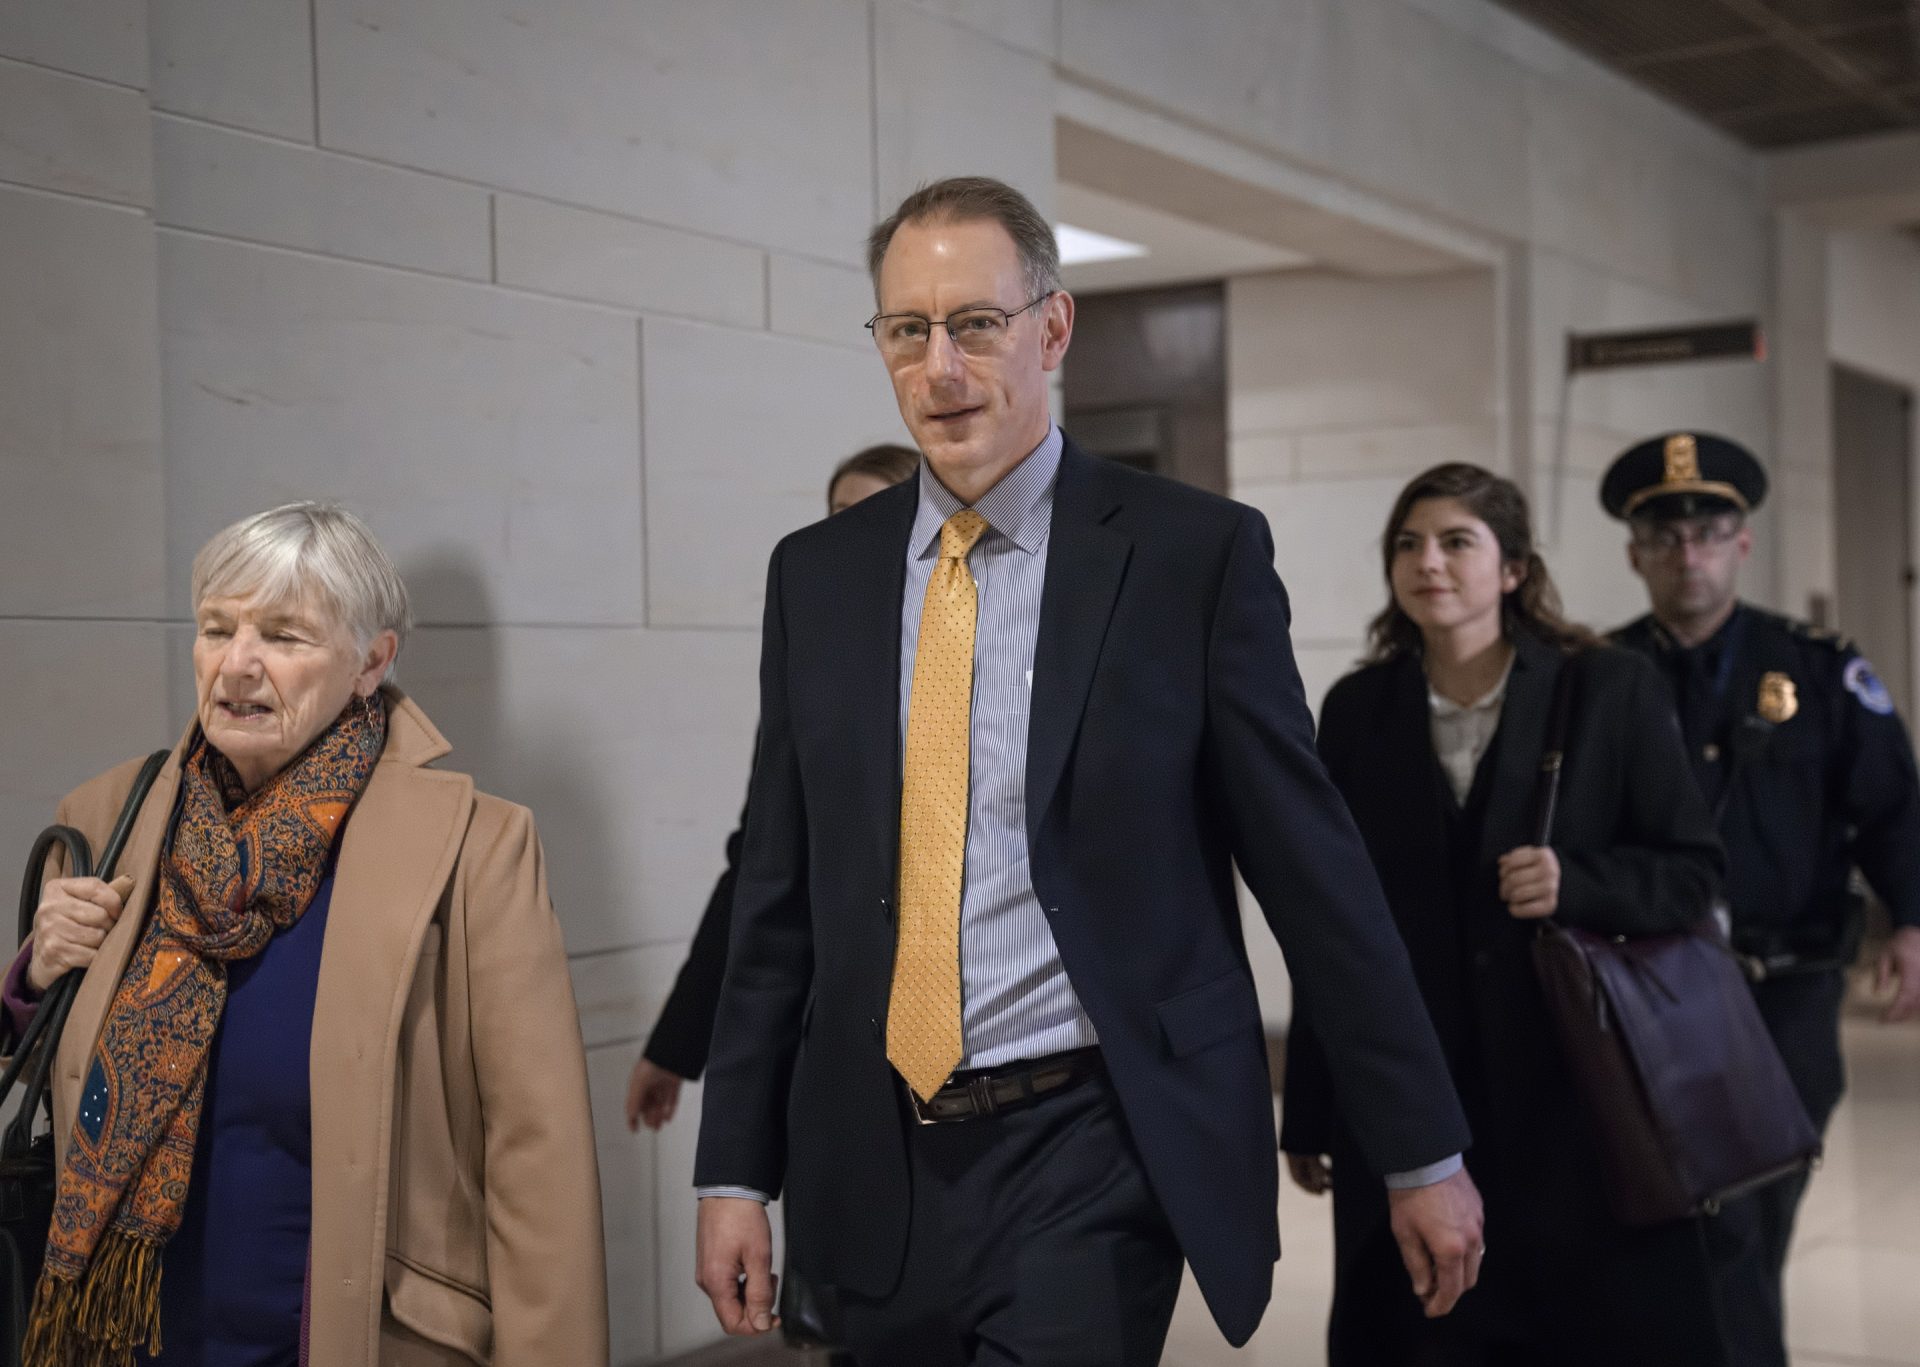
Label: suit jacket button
xmin=868 ymin=1017 xmax=880 ymax=1041
xmin=1472 ymin=949 xmax=1491 ymax=970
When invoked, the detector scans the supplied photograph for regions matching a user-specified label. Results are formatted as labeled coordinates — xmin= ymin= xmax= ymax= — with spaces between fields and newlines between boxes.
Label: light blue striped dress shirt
xmin=900 ymin=425 xmax=1099 ymax=1067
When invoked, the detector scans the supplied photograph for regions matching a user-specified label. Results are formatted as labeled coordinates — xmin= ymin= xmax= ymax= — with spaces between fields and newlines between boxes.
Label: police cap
xmin=1600 ymin=432 xmax=1768 ymax=522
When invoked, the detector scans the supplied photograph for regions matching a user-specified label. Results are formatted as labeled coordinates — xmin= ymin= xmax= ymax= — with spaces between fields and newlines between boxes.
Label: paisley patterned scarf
xmin=24 ymin=693 xmax=387 ymax=1367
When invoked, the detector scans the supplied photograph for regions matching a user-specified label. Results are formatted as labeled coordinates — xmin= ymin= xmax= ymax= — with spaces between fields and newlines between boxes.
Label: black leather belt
xmin=911 ymin=1046 xmax=1103 ymax=1125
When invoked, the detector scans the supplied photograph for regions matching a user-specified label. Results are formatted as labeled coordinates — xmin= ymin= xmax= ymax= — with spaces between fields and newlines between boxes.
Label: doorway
xmin=1832 ymin=363 xmax=1916 ymax=720
xmin=1062 ymin=283 xmax=1228 ymax=494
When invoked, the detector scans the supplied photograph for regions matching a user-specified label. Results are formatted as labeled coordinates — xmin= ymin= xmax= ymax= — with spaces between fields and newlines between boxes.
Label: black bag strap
xmin=0 ymin=749 xmax=171 ymax=1149
xmin=1528 ymin=650 xmax=1586 ymax=848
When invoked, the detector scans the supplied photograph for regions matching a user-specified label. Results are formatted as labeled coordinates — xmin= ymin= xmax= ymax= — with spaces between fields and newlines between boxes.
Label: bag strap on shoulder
xmin=1529 ymin=649 xmax=1587 ymax=849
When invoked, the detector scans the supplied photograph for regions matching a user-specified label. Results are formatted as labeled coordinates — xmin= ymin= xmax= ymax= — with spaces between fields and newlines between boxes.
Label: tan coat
xmin=40 ymin=689 xmax=609 ymax=1366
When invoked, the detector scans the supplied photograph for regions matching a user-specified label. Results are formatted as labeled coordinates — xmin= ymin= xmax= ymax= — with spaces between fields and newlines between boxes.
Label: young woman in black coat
xmin=1281 ymin=463 xmax=1732 ymax=1366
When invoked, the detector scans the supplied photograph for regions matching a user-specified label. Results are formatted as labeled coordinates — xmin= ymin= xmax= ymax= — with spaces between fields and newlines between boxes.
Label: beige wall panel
xmin=1542 ymin=469 xmax=1656 ymax=632
xmin=155 ymin=115 xmax=491 ymax=278
xmin=642 ymin=318 xmax=908 ymax=628
xmin=396 ymin=625 xmax=759 ymax=957
xmin=1229 ymin=435 xmax=1296 ymax=486
xmin=587 ymin=1042 xmax=661 ymax=1364
xmin=1524 ymin=73 xmax=1766 ymax=312
xmin=150 ymin=0 xmax=314 ymax=141
xmin=494 ymin=193 xmax=765 ymax=326
xmin=897 ymin=0 xmax=1058 ymax=59
xmin=315 ymin=0 xmax=873 ymax=263
xmin=1060 ymin=0 xmax=1338 ymax=177
xmin=874 ymin=4 xmax=1057 ymax=214
xmin=570 ymin=942 xmax=689 ymax=1053
xmin=1230 ymin=271 xmax=1496 ymax=436
xmin=1312 ymin=0 xmax=1531 ymax=240
xmin=769 ymin=252 xmax=874 ymax=350
xmin=1060 ymin=0 xmax=1530 ymax=238
xmin=1238 ymin=477 xmax=1410 ymax=647
xmin=0 ymin=58 xmax=152 ymax=204
xmin=0 ymin=187 xmax=165 ymax=617
xmin=1294 ymin=422 xmax=1502 ymax=482
xmin=0 ymin=0 xmax=146 ymax=87
xmin=0 ymin=622 xmax=174 ymax=881
xmin=158 ymin=232 xmax=645 ymax=626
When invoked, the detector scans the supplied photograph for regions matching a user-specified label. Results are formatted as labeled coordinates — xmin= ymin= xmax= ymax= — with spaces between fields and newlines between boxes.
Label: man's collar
xmin=911 ymin=424 xmax=1061 ymax=558
xmin=1653 ymin=601 xmax=1745 ymax=655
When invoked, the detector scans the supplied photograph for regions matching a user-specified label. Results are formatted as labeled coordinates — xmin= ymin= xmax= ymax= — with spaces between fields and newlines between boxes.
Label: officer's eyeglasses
xmin=866 ymin=293 xmax=1054 ymax=363
xmin=1633 ymin=520 xmax=1742 ymax=557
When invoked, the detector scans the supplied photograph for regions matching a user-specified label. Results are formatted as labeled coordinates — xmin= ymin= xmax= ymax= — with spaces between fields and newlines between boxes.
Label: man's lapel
xmin=837 ymin=476 xmax=916 ymax=884
xmin=1026 ymin=439 xmax=1132 ymax=847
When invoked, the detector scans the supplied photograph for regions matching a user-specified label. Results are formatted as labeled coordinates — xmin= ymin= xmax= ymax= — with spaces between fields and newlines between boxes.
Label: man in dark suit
xmin=693 ymin=176 xmax=1483 ymax=1364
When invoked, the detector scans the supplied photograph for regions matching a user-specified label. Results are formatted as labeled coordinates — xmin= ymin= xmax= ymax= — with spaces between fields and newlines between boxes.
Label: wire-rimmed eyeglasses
xmin=865 ymin=292 xmax=1054 ymax=361
xmin=1632 ymin=519 xmax=1742 ymax=557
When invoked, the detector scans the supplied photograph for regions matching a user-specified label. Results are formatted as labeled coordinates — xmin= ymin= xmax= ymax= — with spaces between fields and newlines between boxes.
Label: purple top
xmin=3 ymin=943 xmax=37 ymax=1040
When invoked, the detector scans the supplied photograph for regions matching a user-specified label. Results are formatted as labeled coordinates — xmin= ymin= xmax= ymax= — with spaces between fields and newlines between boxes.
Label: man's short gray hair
xmin=191 ymin=502 xmax=412 ymax=673
xmin=866 ymin=176 xmax=1061 ymax=302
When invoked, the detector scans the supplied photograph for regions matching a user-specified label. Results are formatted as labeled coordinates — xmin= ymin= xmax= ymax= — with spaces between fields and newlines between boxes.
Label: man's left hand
xmin=1386 ymin=1166 xmax=1484 ymax=1318
xmin=1876 ymin=925 xmax=1920 ymax=1023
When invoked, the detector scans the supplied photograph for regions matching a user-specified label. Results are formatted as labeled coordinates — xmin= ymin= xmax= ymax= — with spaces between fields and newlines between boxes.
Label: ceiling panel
xmin=1492 ymin=0 xmax=1920 ymax=146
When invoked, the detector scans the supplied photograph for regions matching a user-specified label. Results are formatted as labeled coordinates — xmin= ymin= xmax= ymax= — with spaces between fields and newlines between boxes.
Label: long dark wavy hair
xmin=1364 ymin=463 xmax=1597 ymax=663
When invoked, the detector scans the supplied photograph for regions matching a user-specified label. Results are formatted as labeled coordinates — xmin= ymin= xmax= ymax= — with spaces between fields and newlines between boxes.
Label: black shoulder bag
xmin=1526 ymin=656 xmax=1821 ymax=1227
xmin=0 ymin=750 xmax=168 ymax=1364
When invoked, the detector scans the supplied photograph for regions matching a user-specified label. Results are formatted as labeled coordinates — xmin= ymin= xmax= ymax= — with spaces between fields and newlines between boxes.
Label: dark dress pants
xmin=1704 ymin=970 xmax=1848 ymax=1367
xmin=836 ymin=1070 xmax=1184 ymax=1367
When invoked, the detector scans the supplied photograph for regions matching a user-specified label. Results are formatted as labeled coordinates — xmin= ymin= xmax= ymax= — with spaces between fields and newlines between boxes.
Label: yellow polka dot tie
xmin=888 ymin=508 xmax=989 ymax=1102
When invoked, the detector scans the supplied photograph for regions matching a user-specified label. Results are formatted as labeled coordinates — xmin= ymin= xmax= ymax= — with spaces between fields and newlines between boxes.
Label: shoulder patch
xmin=1844 ymin=657 xmax=1896 ymax=715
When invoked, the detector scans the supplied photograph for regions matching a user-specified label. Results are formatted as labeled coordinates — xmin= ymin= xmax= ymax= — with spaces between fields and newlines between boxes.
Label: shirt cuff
xmin=3 ymin=941 xmax=40 ymax=1044
xmin=1384 ymin=1154 xmax=1463 ymax=1190
xmin=696 ymin=1185 xmax=770 ymax=1204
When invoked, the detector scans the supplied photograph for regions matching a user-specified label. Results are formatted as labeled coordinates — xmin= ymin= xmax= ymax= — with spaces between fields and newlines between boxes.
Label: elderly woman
xmin=2 ymin=503 xmax=606 ymax=1366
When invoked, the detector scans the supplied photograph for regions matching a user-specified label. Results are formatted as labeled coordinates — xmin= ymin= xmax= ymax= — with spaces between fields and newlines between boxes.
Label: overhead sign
xmin=1567 ymin=320 xmax=1765 ymax=372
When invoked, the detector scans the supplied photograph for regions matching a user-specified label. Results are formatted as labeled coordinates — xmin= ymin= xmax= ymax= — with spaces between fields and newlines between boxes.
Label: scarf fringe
xmin=21 ymin=1230 xmax=164 ymax=1367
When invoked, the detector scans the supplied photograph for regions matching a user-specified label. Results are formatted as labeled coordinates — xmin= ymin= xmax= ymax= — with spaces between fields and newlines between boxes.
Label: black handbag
xmin=0 ymin=750 xmax=168 ymax=1363
xmin=1526 ymin=655 xmax=1820 ymax=1227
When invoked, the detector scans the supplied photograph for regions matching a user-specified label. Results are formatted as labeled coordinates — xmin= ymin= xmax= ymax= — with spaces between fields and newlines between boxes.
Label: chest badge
xmin=1757 ymin=671 xmax=1798 ymax=723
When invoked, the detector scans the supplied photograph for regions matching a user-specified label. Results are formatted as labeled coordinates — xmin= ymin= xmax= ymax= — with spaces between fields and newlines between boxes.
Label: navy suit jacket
xmin=694 ymin=436 xmax=1469 ymax=1344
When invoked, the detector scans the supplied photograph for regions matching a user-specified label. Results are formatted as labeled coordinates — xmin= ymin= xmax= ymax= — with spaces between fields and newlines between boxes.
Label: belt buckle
xmin=912 ymin=1076 xmax=959 ymax=1126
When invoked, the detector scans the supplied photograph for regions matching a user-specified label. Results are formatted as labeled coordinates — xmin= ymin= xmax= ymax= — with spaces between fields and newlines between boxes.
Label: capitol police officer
xmin=1604 ymin=431 xmax=1920 ymax=1366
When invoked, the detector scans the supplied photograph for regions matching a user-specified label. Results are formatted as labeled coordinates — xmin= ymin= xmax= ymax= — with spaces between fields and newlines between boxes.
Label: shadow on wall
xmin=393 ymin=545 xmax=623 ymax=961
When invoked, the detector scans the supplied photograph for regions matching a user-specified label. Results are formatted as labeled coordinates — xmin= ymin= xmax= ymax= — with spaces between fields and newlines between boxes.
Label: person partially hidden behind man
xmin=1604 ymin=432 xmax=1920 ymax=1367
xmin=689 ymin=174 xmax=1484 ymax=1366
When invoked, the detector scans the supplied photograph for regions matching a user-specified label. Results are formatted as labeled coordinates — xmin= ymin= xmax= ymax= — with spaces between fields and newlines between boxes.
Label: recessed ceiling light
xmin=1055 ymin=223 xmax=1149 ymax=266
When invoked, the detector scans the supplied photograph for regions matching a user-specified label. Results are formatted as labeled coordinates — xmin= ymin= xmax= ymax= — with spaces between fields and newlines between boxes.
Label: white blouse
xmin=1428 ymin=655 xmax=1516 ymax=805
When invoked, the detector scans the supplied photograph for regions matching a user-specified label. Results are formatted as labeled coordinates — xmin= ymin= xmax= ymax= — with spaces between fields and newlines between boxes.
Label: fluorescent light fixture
xmin=1055 ymin=222 xmax=1149 ymax=266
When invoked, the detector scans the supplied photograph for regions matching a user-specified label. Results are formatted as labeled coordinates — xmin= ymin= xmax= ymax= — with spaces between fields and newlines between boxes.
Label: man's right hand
xmin=1386 ymin=1165 xmax=1484 ymax=1319
xmin=27 ymin=875 xmax=134 ymax=993
xmin=696 ymin=1196 xmax=778 ymax=1336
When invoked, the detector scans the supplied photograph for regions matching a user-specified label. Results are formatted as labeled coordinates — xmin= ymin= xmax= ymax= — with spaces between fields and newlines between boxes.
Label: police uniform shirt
xmin=1612 ymin=603 xmax=1920 ymax=957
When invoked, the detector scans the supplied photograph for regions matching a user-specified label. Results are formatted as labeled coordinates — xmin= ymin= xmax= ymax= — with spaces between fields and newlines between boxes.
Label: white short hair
xmin=191 ymin=502 xmax=412 ymax=674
